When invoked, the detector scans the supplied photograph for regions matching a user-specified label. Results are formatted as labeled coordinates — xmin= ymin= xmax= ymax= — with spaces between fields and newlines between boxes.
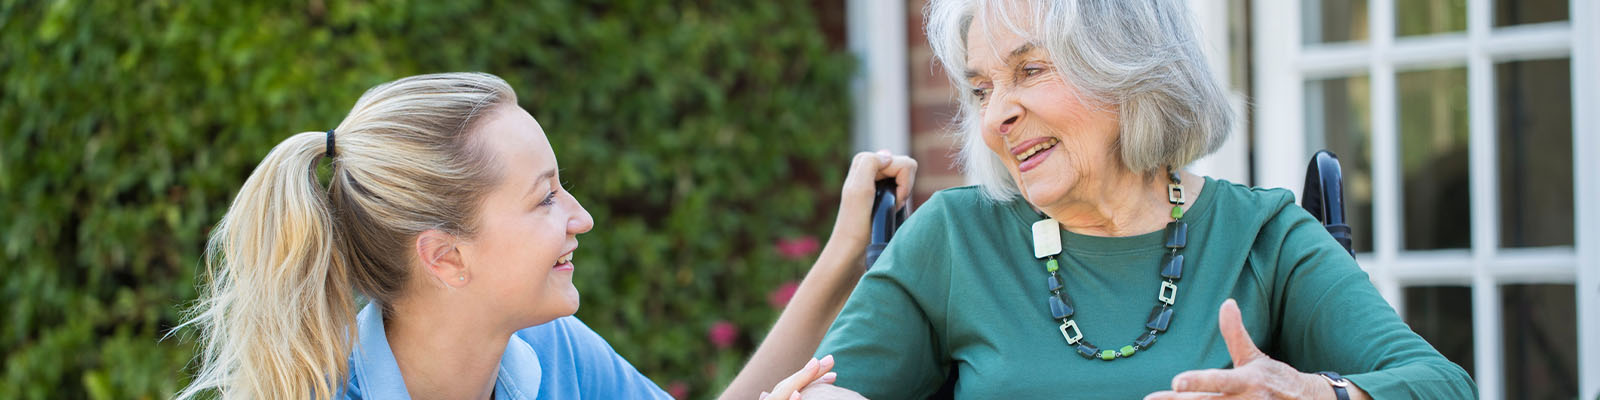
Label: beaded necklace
xmin=1032 ymin=168 xmax=1187 ymax=361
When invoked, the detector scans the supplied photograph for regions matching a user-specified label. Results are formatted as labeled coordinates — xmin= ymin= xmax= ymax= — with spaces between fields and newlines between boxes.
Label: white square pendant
xmin=1032 ymin=218 xmax=1062 ymax=259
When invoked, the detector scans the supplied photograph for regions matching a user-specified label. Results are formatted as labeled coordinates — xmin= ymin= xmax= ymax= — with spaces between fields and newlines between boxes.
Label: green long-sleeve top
xmin=815 ymin=178 xmax=1475 ymax=399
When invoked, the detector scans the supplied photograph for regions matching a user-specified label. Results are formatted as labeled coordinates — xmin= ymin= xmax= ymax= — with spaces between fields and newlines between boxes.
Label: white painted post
xmin=847 ymin=0 xmax=909 ymax=155
xmin=1251 ymin=0 xmax=1306 ymax=196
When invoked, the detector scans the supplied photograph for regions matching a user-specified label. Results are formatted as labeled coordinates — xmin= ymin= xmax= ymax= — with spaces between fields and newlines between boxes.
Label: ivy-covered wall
xmin=0 ymin=1 xmax=854 ymax=398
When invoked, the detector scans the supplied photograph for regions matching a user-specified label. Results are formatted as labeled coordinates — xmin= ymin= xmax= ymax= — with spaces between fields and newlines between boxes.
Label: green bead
xmin=1046 ymin=258 xmax=1059 ymax=272
xmin=1171 ymin=205 xmax=1184 ymax=219
xmin=1100 ymin=349 xmax=1116 ymax=360
xmin=1119 ymin=345 xmax=1136 ymax=357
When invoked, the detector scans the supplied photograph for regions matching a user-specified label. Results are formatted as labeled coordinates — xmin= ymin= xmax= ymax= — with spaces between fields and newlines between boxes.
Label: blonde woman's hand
xmin=831 ymin=151 xmax=917 ymax=251
xmin=758 ymin=355 xmax=837 ymax=400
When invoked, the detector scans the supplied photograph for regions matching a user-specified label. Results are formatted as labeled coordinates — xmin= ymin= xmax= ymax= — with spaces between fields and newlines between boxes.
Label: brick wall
xmin=905 ymin=0 xmax=966 ymax=206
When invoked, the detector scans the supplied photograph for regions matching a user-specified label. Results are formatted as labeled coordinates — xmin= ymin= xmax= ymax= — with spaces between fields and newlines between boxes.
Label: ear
xmin=415 ymin=229 xmax=468 ymax=287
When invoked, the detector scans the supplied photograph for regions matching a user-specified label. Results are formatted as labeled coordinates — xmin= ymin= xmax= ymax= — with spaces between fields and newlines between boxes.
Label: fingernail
xmin=821 ymin=372 xmax=837 ymax=383
xmin=759 ymin=392 xmax=769 ymax=400
xmin=789 ymin=392 xmax=801 ymax=400
xmin=820 ymin=354 xmax=834 ymax=368
xmin=805 ymin=357 xmax=818 ymax=370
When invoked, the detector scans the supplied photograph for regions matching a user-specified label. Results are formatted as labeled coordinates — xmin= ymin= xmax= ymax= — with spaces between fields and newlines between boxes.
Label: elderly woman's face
xmin=965 ymin=14 xmax=1122 ymax=209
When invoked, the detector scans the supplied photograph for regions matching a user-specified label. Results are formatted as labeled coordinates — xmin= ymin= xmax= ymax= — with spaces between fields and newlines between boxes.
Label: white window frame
xmin=1251 ymin=1 xmax=1599 ymax=399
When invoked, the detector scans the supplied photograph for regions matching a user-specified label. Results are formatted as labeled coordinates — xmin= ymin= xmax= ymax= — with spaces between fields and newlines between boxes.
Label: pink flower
xmin=776 ymin=236 xmax=820 ymax=260
xmin=666 ymin=381 xmax=690 ymax=399
xmin=768 ymin=281 xmax=800 ymax=309
xmin=709 ymin=320 xmax=739 ymax=350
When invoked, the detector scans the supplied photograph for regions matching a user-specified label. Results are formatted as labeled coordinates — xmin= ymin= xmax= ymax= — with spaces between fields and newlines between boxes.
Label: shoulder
xmin=1198 ymin=178 xmax=1353 ymax=277
xmin=911 ymin=185 xmax=1031 ymax=230
xmin=513 ymin=316 xmax=671 ymax=398
xmin=1197 ymin=178 xmax=1315 ymax=240
xmin=1202 ymin=178 xmax=1299 ymax=218
xmin=1209 ymin=179 xmax=1323 ymax=242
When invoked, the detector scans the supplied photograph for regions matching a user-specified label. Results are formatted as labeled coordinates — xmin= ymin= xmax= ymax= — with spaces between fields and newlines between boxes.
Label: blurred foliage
xmin=0 ymin=0 xmax=853 ymax=398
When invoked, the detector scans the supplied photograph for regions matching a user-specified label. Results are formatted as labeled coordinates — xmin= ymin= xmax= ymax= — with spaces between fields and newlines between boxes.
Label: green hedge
xmin=0 ymin=1 xmax=854 ymax=398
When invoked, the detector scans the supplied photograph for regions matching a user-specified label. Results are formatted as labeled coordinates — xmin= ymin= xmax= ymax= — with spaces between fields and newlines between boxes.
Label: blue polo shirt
xmin=345 ymin=303 xmax=670 ymax=399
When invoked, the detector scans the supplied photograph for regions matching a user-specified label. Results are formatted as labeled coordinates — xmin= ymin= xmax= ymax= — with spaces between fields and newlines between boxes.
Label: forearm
xmin=719 ymin=237 xmax=864 ymax=400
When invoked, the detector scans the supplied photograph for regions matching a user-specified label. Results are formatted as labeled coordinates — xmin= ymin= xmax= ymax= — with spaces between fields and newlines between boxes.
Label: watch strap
xmin=1315 ymin=371 xmax=1351 ymax=400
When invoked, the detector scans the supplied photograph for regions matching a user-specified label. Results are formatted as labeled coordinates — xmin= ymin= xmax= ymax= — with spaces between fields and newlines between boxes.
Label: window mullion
xmin=1466 ymin=0 xmax=1506 ymax=397
xmin=1570 ymin=1 xmax=1600 ymax=398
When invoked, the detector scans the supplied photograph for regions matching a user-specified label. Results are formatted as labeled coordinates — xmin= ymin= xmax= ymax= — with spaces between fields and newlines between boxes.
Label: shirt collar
xmin=349 ymin=303 xmax=544 ymax=399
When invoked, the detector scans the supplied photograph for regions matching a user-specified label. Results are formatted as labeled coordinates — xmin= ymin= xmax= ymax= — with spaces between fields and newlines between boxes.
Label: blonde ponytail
xmin=178 ymin=131 xmax=351 ymax=399
xmin=178 ymin=72 xmax=515 ymax=399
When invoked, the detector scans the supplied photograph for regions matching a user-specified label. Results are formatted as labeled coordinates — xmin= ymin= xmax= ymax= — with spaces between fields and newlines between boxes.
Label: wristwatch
xmin=1315 ymin=371 xmax=1350 ymax=400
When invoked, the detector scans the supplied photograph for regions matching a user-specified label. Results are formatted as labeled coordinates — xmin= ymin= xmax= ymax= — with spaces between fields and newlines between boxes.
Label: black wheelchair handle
xmin=1303 ymin=150 xmax=1354 ymax=256
xmin=866 ymin=178 xmax=906 ymax=269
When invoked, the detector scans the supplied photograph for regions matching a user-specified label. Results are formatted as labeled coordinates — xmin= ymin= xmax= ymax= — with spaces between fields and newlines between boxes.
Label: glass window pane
xmin=1304 ymin=76 xmax=1373 ymax=253
xmin=1403 ymin=286 xmax=1475 ymax=378
xmin=1302 ymin=0 xmax=1368 ymax=44
xmin=1497 ymin=59 xmax=1573 ymax=248
xmin=1396 ymin=0 xmax=1467 ymax=37
xmin=1397 ymin=68 xmax=1470 ymax=250
xmin=1495 ymin=0 xmax=1569 ymax=26
xmin=1501 ymin=284 xmax=1578 ymax=399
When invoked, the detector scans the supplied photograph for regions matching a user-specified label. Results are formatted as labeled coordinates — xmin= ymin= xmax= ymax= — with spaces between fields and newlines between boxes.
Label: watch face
xmin=1320 ymin=372 xmax=1350 ymax=387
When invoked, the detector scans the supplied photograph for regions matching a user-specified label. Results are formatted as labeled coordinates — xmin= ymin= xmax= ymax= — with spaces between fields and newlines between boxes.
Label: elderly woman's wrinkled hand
xmin=758 ymin=355 xmax=838 ymax=400
xmin=1143 ymin=299 xmax=1344 ymax=400
xmin=798 ymin=382 xmax=868 ymax=399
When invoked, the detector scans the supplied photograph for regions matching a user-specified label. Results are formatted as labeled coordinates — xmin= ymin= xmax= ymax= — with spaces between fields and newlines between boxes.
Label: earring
xmin=457 ymin=275 xmax=465 ymax=281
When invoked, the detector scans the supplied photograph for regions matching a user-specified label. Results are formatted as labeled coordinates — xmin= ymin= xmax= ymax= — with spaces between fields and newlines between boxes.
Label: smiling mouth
xmin=1014 ymin=137 xmax=1060 ymax=163
xmin=554 ymin=250 xmax=575 ymax=270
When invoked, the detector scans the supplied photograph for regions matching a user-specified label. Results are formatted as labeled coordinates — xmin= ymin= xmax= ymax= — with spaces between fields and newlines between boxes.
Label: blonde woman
xmin=177 ymin=72 xmax=908 ymax=399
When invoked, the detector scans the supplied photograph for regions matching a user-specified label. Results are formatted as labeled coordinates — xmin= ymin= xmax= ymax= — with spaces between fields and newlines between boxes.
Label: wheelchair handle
xmin=866 ymin=179 xmax=906 ymax=269
xmin=1303 ymin=150 xmax=1355 ymax=256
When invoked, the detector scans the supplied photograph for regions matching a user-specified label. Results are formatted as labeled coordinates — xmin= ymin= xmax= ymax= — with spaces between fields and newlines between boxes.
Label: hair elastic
xmin=325 ymin=129 xmax=336 ymax=158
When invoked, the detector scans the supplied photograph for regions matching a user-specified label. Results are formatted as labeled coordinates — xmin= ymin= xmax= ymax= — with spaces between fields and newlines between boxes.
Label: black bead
xmin=1075 ymin=343 xmax=1100 ymax=359
xmin=1048 ymin=294 xmax=1074 ymax=319
xmin=1161 ymin=252 xmax=1184 ymax=280
xmin=1145 ymin=305 xmax=1174 ymax=332
xmin=1135 ymin=330 xmax=1158 ymax=349
xmin=1047 ymin=275 xmax=1063 ymax=292
xmin=1164 ymin=221 xmax=1188 ymax=249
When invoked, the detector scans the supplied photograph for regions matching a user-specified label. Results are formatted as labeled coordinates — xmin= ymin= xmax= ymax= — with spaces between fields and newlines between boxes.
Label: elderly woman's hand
xmin=798 ymin=382 xmax=868 ymax=399
xmin=831 ymin=151 xmax=917 ymax=251
xmin=1144 ymin=299 xmax=1371 ymax=400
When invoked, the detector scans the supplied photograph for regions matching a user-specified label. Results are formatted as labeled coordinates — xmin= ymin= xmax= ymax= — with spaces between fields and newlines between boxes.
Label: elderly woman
xmin=809 ymin=1 xmax=1475 ymax=399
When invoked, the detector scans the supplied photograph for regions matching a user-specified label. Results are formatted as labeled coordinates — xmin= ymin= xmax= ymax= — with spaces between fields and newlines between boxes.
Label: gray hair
xmin=926 ymin=0 xmax=1233 ymax=201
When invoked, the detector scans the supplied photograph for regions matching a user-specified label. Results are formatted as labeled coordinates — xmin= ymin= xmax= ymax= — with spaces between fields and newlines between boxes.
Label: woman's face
xmin=458 ymin=104 xmax=593 ymax=328
xmin=965 ymin=12 xmax=1122 ymax=209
